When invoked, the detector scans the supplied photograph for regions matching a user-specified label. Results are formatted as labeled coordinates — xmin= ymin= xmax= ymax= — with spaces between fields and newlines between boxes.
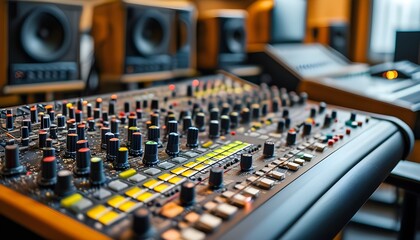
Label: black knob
xmin=187 ymin=85 xmax=193 ymax=97
xmin=147 ymin=126 xmax=160 ymax=144
xmin=166 ymin=132 xmax=180 ymax=156
xmin=77 ymin=139 xmax=89 ymax=150
xmin=180 ymin=181 xmax=196 ymax=206
xmin=87 ymin=104 xmax=92 ymax=118
xmin=251 ymin=104 xmax=260 ymax=120
xmin=282 ymin=109 xmax=289 ymax=118
xmin=22 ymin=119 xmax=32 ymax=132
xmin=74 ymin=148 xmax=91 ymax=176
xmin=108 ymin=101 xmax=116 ymax=116
xmin=277 ymin=119 xmax=285 ymax=133
xmin=65 ymin=133 xmax=78 ymax=158
xmin=130 ymin=132 xmax=143 ymax=157
xmin=132 ymin=208 xmax=155 ymax=239
xmin=21 ymin=126 xmax=29 ymax=146
xmin=210 ymin=108 xmax=220 ymax=121
xmin=128 ymin=115 xmax=137 ymax=128
xmin=324 ymin=114 xmax=332 ymax=128
xmin=107 ymin=138 xmax=120 ymax=161
xmin=111 ymin=119 xmax=120 ymax=137
xmin=167 ymin=120 xmax=178 ymax=134
xmin=38 ymin=130 xmax=48 ymax=149
xmin=50 ymin=125 xmax=58 ymax=139
xmin=88 ymin=119 xmax=95 ymax=132
xmin=319 ymin=102 xmax=327 ymax=114
xmin=143 ymin=141 xmax=159 ymax=166
xmin=182 ymin=116 xmax=193 ymax=132
xmin=299 ymin=92 xmax=308 ymax=104
xmin=241 ymin=108 xmax=251 ymax=124
xmin=54 ymin=170 xmax=76 ymax=197
xmin=93 ymin=108 xmax=101 ymax=120
xmin=100 ymin=127 xmax=111 ymax=149
xmin=209 ymin=167 xmax=224 ymax=190
xmin=240 ymin=153 xmax=253 ymax=172
xmin=151 ymin=99 xmax=159 ymax=110
xmin=128 ymin=126 xmax=140 ymax=146
xmin=286 ymin=129 xmax=297 ymax=146
xmin=221 ymin=103 xmax=230 ymax=116
xmin=124 ymin=101 xmax=130 ymax=113
xmin=30 ymin=106 xmax=38 ymax=123
xmin=69 ymin=107 xmax=75 ymax=119
xmin=1 ymin=144 xmax=25 ymax=176
xmin=57 ymin=114 xmax=65 ymax=128
xmin=310 ymin=107 xmax=317 ymax=118
xmin=272 ymin=98 xmax=279 ymax=113
xmin=350 ymin=112 xmax=357 ymax=121
xmin=263 ymin=141 xmax=275 ymax=157
xmin=115 ymin=147 xmax=130 ymax=170
xmin=38 ymin=156 xmax=57 ymax=187
xmin=186 ymin=127 xmax=199 ymax=148
xmin=303 ymin=122 xmax=312 ymax=136
xmin=150 ymin=113 xmax=159 ymax=127
xmin=6 ymin=111 xmax=13 ymax=130
xmin=285 ymin=118 xmax=291 ymax=128
xmin=209 ymin=120 xmax=220 ymax=139
xmin=42 ymin=139 xmax=55 ymax=158
xmin=195 ymin=112 xmax=205 ymax=132
xmin=262 ymin=102 xmax=268 ymax=116
xmin=90 ymin=157 xmax=106 ymax=186
xmin=77 ymin=124 xmax=86 ymax=140
xmin=331 ymin=110 xmax=337 ymax=119
xmin=229 ymin=112 xmax=239 ymax=129
xmin=220 ymin=115 xmax=230 ymax=134
xmin=75 ymin=110 xmax=83 ymax=123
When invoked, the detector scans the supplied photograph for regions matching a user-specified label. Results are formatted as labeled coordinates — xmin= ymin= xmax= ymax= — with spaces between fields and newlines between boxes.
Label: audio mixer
xmin=0 ymin=73 xmax=414 ymax=240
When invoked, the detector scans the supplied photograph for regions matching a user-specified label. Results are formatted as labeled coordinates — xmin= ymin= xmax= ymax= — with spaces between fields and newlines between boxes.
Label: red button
xmin=346 ymin=128 xmax=351 ymax=135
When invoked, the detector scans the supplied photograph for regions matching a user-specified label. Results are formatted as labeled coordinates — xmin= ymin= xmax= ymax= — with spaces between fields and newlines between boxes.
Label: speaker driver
xmin=20 ymin=5 xmax=71 ymax=62
xmin=224 ymin=20 xmax=245 ymax=53
xmin=133 ymin=10 xmax=169 ymax=56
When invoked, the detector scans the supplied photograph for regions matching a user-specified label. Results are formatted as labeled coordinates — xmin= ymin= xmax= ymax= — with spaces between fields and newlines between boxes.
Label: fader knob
xmin=209 ymin=167 xmax=224 ymax=190
xmin=220 ymin=115 xmax=230 ymax=134
xmin=230 ymin=112 xmax=239 ymax=129
xmin=240 ymin=153 xmax=253 ymax=171
xmin=142 ymin=141 xmax=159 ymax=166
xmin=132 ymin=208 xmax=156 ymax=239
xmin=74 ymin=148 xmax=91 ymax=176
xmin=166 ymin=132 xmax=180 ymax=156
xmin=1 ymin=144 xmax=25 ymax=176
xmin=286 ymin=129 xmax=297 ymax=146
xmin=90 ymin=157 xmax=106 ymax=186
xmin=38 ymin=156 xmax=57 ymax=186
xmin=147 ymin=126 xmax=160 ymax=143
xmin=241 ymin=108 xmax=251 ymax=124
xmin=303 ymin=122 xmax=312 ymax=136
xmin=210 ymin=108 xmax=219 ymax=121
xmin=277 ymin=119 xmax=285 ymax=133
xmin=182 ymin=116 xmax=193 ymax=132
xmin=130 ymin=132 xmax=143 ymax=157
xmin=263 ymin=141 xmax=275 ymax=157
xmin=251 ymin=104 xmax=260 ymax=120
xmin=195 ymin=113 xmax=205 ymax=132
xmin=180 ymin=181 xmax=196 ymax=206
xmin=66 ymin=133 xmax=78 ymax=157
xmin=54 ymin=170 xmax=76 ymax=197
xmin=115 ymin=147 xmax=130 ymax=170
xmin=107 ymin=138 xmax=120 ymax=161
xmin=324 ymin=114 xmax=332 ymax=128
xmin=167 ymin=120 xmax=178 ymax=134
xmin=186 ymin=127 xmax=199 ymax=148
xmin=209 ymin=120 xmax=220 ymax=139
xmin=319 ymin=102 xmax=327 ymax=114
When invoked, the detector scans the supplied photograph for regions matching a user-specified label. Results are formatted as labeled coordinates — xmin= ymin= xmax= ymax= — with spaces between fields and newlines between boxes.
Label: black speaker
xmin=328 ymin=22 xmax=350 ymax=58
xmin=7 ymin=1 xmax=82 ymax=88
xmin=124 ymin=3 xmax=175 ymax=75
xmin=197 ymin=10 xmax=247 ymax=70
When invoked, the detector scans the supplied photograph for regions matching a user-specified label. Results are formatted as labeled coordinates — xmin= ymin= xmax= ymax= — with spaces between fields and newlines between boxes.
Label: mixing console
xmin=0 ymin=73 xmax=414 ymax=240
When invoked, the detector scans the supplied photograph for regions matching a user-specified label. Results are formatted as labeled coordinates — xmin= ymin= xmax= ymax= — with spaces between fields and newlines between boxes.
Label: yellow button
xmin=183 ymin=162 xmax=198 ymax=168
xmin=213 ymin=149 xmax=225 ymax=154
xmin=205 ymin=152 xmax=217 ymax=158
xmin=119 ymin=168 xmax=136 ymax=179
xmin=154 ymin=183 xmax=171 ymax=193
xmin=221 ymin=146 xmax=231 ymax=151
xmin=213 ymin=155 xmax=227 ymax=161
xmin=202 ymin=141 xmax=213 ymax=148
xmin=143 ymin=179 xmax=161 ymax=189
xmin=193 ymin=164 xmax=207 ymax=171
xmin=234 ymin=141 xmax=243 ymax=144
xmin=168 ymin=176 xmax=185 ymax=185
xmin=125 ymin=187 xmax=144 ymax=198
xmin=87 ymin=205 xmax=109 ymax=220
xmin=181 ymin=169 xmax=197 ymax=177
xmin=195 ymin=156 xmax=208 ymax=162
xmin=98 ymin=211 xmax=120 ymax=225
xmin=204 ymin=160 xmax=216 ymax=165
xmin=158 ymin=173 xmax=175 ymax=181
xmin=226 ymin=143 xmax=238 ymax=148
xmin=171 ymin=167 xmax=187 ymax=175
xmin=137 ymin=192 xmax=156 ymax=202
xmin=107 ymin=195 xmax=127 ymax=208
xmin=119 ymin=201 xmax=140 ymax=212
xmin=61 ymin=193 xmax=82 ymax=208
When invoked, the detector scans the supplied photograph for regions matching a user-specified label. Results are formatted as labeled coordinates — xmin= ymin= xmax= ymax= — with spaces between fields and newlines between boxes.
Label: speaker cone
xmin=133 ymin=10 xmax=169 ymax=56
xmin=224 ymin=20 xmax=245 ymax=53
xmin=20 ymin=5 xmax=71 ymax=62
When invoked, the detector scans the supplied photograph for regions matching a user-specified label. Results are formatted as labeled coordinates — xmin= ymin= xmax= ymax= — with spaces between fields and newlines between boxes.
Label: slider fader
xmin=0 ymin=73 xmax=413 ymax=240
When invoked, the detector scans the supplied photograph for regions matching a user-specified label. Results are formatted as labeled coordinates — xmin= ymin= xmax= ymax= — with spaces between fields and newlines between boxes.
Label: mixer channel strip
xmin=0 ymin=73 xmax=413 ymax=239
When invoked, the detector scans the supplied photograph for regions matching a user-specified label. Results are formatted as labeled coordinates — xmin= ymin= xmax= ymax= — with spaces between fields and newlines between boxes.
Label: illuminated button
xmin=213 ymin=155 xmax=227 ymax=161
xmin=154 ymin=183 xmax=172 ymax=193
xmin=202 ymin=141 xmax=213 ymax=148
xmin=144 ymin=168 xmax=161 ymax=176
xmin=168 ymin=176 xmax=186 ymax=185
xmin=195 ymin=156 xmax=208 ymax=162
xmin=61 ymin=193 xmax=82 ymax=208
xmin=226 ymin=143 xmax=238 ymax=148
xmin=258 ymin=178 xmax=275 ymax=189
xmin=137 ymin=192 xmax=158 ymax=203
xmin=181 ymin=169 xmax=198 ymax=177
xmin=269 ymin=171 xmax=285 ymax=180
xmin=294 ymin=158 xmax=305 ymax=166
xmin=286 ymin=162 xmax=300 ymax=171
xmin=171 ymin=167 xmax=188 ymax=175
xmin=184 ymin=212 xmax=201 ymax=223
xmin=220 ymin=146 xmax=231 ymax=151
xmin=172 ymin=157 xmax=188 ymax=164
xmin=234 ymin=141 xmax=243 ymax=145
xmin=161 ymin=229 xmax=182 ymax=240
xmin=98 ymin=211 xmax=123 ymax=225
xmin=214 ymin=203 xmax=238 ymax=219
xmin=158 ymin=162 xmax=175 ymax=170
xmin=87 ymin=205 xmax=109 ymax=220
xmin=193 ymin=164 xmax=207 ymax=171
xmin=204 ymin=160 xmax=216 ymax=165
xmin=184 ymin=162 xmax=199 ymax=168
xmin=160 ymin=202 xmax=184 ymax=218
xmin=181 ymin=228 xmax=206 ymax=240
xmin=108 ymin=180 xmax=128 ymax=191
xmin=231 ymin=194 xmax=252 ymax=207
xmin=213 ymin=149 xmax=225 ymax=154
xmin=143 ymin=179 xmax=162 ymax=189
xmin=158 ymin=173 xmax=175 ymax=181
xmin=70 ymin=198 xmax=93 ymax=212
xmin=119 ymin=168 xmax=136 ymax=179
xmin=119 ymin=201 xmax=142 ymax=212
xmin=128 ymin=173 xmax=147 ymax=183
xmin=196 ymin=213 xmax=222 ymax=232
xmin=125 ymin=187 xmax=145 ymax=198
xmin=205 ymin=152 xmax=217 ymax=158
xmin=107 ymin=195 xmax=128 ymax=208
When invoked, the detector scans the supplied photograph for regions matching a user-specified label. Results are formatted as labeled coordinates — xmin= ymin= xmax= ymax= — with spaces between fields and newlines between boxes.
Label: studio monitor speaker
xmin=197 ymin=9 xmax=247 ymax=71
xmin=93 ymin=0 xmax=194 ymax=83
xmin=307 ymin=21 xmax=350 ymax=58
xmin=0 ymin=0 xmax=88 ymax=95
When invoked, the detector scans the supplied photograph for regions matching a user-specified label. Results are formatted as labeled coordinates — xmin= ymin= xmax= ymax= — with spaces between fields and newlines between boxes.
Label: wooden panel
xmin=246 ymin=0 xmax=273 ymax=45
